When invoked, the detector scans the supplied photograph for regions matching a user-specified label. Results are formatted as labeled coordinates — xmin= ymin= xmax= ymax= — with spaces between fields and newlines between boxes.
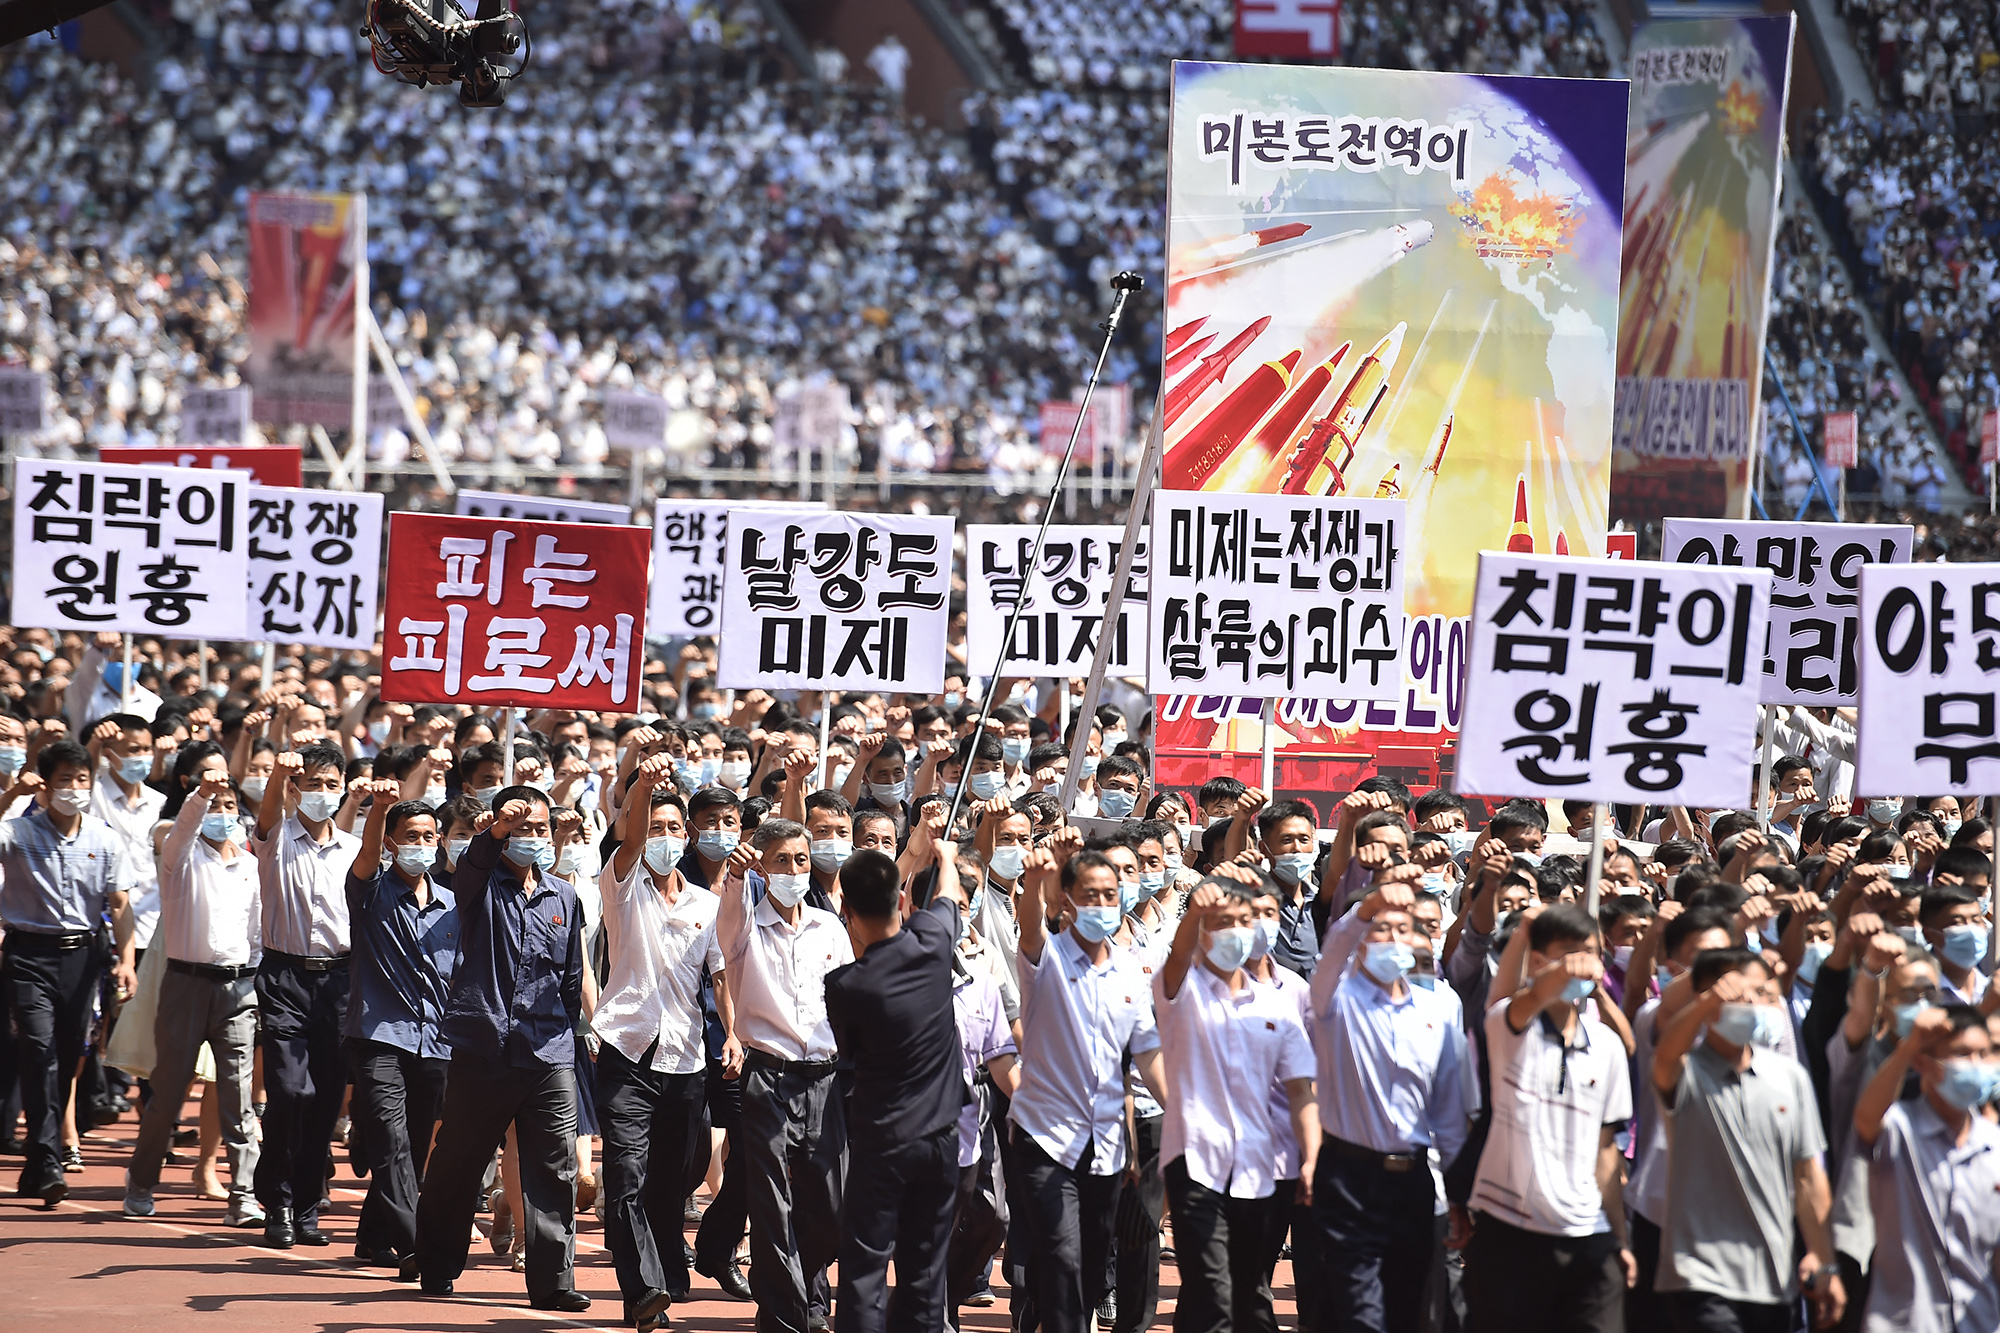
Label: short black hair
xmin=1355 ymin=776 xmax=1412 ymax=811
xmin=1257 ymin=799 xmax=1319 ymax=844
xmin=687 ymin=787 xmax=741 ymax=824
xmin=88 ymin=711 xmax=154 ymax=739
xmin=1599 ymin=894 xmax=1655 ymax=935
xmin=383 ymin=800 xmax=437 ymax=838
xmin=489 ymin=784 xmax=551 ymax=818
xmin=1933 ymin=846 xmax=1993 ymax=885
xmin=1920 ymin=885 xmax=1983 ymax=926
xmin=1412 ymin=790 xmax=1466 ymax=824
xmin=293 ymin=742 xmax=346 ymax=780
xmin=1198 ymin=776 xmax=1248 ymax=808
xmin=1663 ymin=907 xmax=1736 ymax=960
xmin=956 ymin=733 xmax=1003 ymax=767
xmin=1061 ymin=848 xmax=1116 ymax=892
xmin=1489 ymin=805 xmax=1548 ymax=838
xmin=1097 ymin=754 xmax=1143 ymax=787
xmin=1689 ymin=947 xmax=1771 ymax=991
xmin=841 ymin=849 xmax=901 ymax=920
xmin=37 ymin=739 xmax=92 ymax=780
xmin=804 ymin=789 xmax=852 ymax=820
xmin=1528 ymin=903 xmax=1597 ymax=951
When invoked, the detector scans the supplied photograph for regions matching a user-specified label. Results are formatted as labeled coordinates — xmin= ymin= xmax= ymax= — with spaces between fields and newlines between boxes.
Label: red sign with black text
xmin=380 ymin=512 xmax=650 ymax=708
xmin=100 ymin=445 xmax=304 ymax=489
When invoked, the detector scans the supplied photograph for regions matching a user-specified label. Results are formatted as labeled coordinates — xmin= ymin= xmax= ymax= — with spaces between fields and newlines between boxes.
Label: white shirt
xmin=1009 ymin=929 xmax=1162 ymax=1175
xmin=156 ymin=792 xmax=261 ymax=968
xmin=92 ymin=770 xmax=164 ymax=948
xmin=1156 ymin=964 xmax=1314 ymax=1199
xmin=1263 ymin=962 xmax=1315 ymax=1180
xmin=254 ymin=812 xmax=359 ymax=957
xmin=718 ymin=875 xmax=851 ymax=1062
xmin=1470 ymin=997 xmax=1632 ymax=1237
xmin=593 ymin=857 xmax=722 ymax=1075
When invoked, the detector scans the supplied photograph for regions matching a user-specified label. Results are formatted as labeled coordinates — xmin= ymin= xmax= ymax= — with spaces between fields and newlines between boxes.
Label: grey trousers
xmin=127 ymin=966 xmax=259 ymax=1204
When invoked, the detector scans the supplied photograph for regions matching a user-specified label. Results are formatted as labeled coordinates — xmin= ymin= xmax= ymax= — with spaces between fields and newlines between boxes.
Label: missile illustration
xmin=1164 ymin=316 xmax=1273 ymax=427
xmin=1555 ymin=529 xmax=1570 ymax=555
xmin=1374 ymin=463 xmax=1402 ymax=498
xmin=1421 ymin=415 xmax=1453 ymax=478
xmin=1212 ymin=342 xmax=1353 ymax=494
xmin=1164 ymin=332 xmax=1217 ymax=380
xmin=1175 ymin=222 xmax=1314 ymax=273
xmin=1282 ymin=322 xmax=1408 ymax=496
xmin=1506 ymin=476 xmax=1535 ymax=553
xmin=1163 ymin=350 xmax=1303 ymax=489
xmin=1388 ymin=219 xmax=1436 ymax=256
xmin=1165 ymin=317 xmax=1210 ymax=354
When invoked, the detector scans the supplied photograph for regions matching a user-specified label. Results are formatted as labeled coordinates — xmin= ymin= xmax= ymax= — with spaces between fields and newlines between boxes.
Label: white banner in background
xmin=603 ymin=390 xmax=668 ymax=452
xmin=649 ymin=499 xmax=825 ymax=637
xmin=12 ymin=459 xmax=253 ymax=638
xmin=179 ymin=387 xmax=252 ymax=445
xmin=1856 ymin=563 xmax=2000 ymax=794
xmin=454 ymin=489 xmax=633 ymax=526
xmin=1661 ymin=518 xmax=1912 ymax=706
xmin=717 ymin=511 xmax=955 ymax=692
xmin=965 ymin=524 xmax=1149 ymax=674
xmin=1457 ymin=552 xmax=1772 ymax=806
xmin=247 ymin=486 xmax=384 ymax=648
xmin=1147 ymin=492 xmax=1405 ymax=701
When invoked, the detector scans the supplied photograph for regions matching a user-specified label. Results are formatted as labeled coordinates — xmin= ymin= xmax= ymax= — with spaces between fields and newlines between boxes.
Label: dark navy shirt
xmin=343 ymin=865 xmax=459 ymax=1060
xmin=443 ymin=830 xmax=584 ymax=1069
xmin=825 ymin=896 xmax=965 ymax=1147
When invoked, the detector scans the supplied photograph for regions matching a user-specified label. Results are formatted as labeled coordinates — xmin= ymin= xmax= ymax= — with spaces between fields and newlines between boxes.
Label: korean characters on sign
xmin=380 ymin=513 xmax=652 ymax=708
xmin=1457 ymin=552 xmax=1773 ymax=806
xmin=649 ymin=500 xmax=823 ymax=638
xmin=1856 ymin=564 xmax=2000 ymax=794
xmin=965 ymin=525 xmax=1149 ymax=673
xmin=453 ymin=489 xmax=634 ymax=525
xmin=12 ymin=459 xmax=253 ymax=638
xmin=1661 ymin=520 xmax=1912 ymax=706
xmin=717 ymin=512 xmax=955 ymax=693
xmin=247 ymin=487 xmax=385 ymax=649
xmin=1147 ymin=493 xmax=1405 ymax=700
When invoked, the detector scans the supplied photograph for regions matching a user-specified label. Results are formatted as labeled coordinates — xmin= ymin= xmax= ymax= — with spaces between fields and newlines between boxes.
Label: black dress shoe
xmin=0 ymin=1136 xmax=26 ymax=1156
xmin=634 ymin=1288 xmax=674 ymax=1333
xmin=39 ymin=1176 xmax=69 ymax=1209
xmin=263 ymin=1206 xmax=296 ymax=1249
xmin=696 ymin=1255 xmax=753 ymax=1301
xmin=294 ymin=1221 xmax=332 ymax=1247
xmin=531 ymin=1290 xmax=592 ymax=1313
xmin=397 ymin=1254 xmax=422 ymax=1284
xmin=420 ymin=1274 xmax=454 ymax=1296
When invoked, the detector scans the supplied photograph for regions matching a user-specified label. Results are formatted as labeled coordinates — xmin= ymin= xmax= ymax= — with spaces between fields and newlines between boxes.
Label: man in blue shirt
xmin=343 ymin=779 xmax=457 ymax=1270
xmin=410 ymin=788 xmax=590 ymax=1313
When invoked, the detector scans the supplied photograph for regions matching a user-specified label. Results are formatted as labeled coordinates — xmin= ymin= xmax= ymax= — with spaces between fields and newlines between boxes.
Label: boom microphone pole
xmin=942 ymin=270 xmax=1145 ymax=837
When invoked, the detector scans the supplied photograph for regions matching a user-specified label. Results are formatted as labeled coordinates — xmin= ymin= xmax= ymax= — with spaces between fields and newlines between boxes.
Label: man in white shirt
xmin=86 ymin=712 xmax=167 ymax=951
xmin=1462 ymin=903 xmax=1633 ymax=1333
xmin=251 ymin=742 xmax=360 ymax=1248
xmin=716 ymin=815 xmax=854 ymax=1333
xmin=597 ymin=759 xmax=733 ymax=1333
xmin=1308 ymin=875 xmax=1471 ymax=1333
xmin=123 ymin=769 xmax=262 ymax=1226
xmin=1009 ymin=838 xmax=1165 ymax=1333
xmin=1156 ymin=873 xmax=1318 ymax=1333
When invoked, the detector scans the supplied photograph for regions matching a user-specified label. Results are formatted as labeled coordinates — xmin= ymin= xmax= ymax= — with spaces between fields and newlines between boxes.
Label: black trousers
xmin=1628 ymin=1213 xmax=1668 ymax=1333
xmin=1665 ymin=1292 xmax=1791 ymax=1333
xmin=947 ymin=1116 xmax=1007 ymax=1314
xmin=837 ymin=1120 xmax=959 ymax=1333
xmin=1015 ymin=1129 xmax=1125 ymax=1333
xmin=253 ymin=957 xmax=349 ymax=1223
xmin=1260 ymin=1183 xmax=1320 ymax=1333
xmin=415 ymin=1054 xmax=579 ymax=1301
xmin=1310 ymin=1141 xmax=1438 ymax=1333
xmin=740 ymin=1057 xmax=846 ymax=1333
xmin=1461 ymin=1211 xmax=1624 ymax=1333
xmin=695 ymin=1055 xmax=750 ymax=1271
xmin=347 ymin=1038 xmax=448 ymax=1260
xmin=598 ymin=1043 xmax=710 ymax=1314
xmin=1166 ymin=1157 xmax=1283 ymax=1333
xmin=1 ymin=936 xmax=98 ymax=1189
xmin=1113 ymin=1112 xmax=1166 ymax=1333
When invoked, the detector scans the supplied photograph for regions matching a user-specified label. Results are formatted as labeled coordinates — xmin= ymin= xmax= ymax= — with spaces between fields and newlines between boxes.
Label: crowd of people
xmin=3 ymin=622 xmax=1999 ymax=1333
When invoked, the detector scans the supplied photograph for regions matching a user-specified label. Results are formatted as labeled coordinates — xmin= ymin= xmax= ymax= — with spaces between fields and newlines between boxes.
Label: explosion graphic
xmin=1449 ymin=173 xmax=1583 ymax=264
xmin=1719 ymin=81 xmax=1763 ymax=136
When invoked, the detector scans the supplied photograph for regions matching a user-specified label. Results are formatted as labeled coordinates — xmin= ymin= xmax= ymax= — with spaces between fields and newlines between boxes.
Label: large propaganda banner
xmin=1155 ymin=62 xmax=1627 ymax=800
xmin=649 ymin=499 xmax=825 ymax=638
xmin=245 ymin=192 xmax=365 ymax=427
xmin=1610 ymin=17 xmax=1796 ymax=523
xmin=1856 ymin=564 xmax=2000 ymax=796
xmin=379 ymin=513 xmax=650 ymax=708
xmin=247 ymin=486 xmax=385 ymax=649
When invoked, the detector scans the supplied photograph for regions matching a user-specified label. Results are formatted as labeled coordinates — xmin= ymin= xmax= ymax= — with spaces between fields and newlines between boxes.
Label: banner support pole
xmin=1260 ymin=697 xmax=1275 ymax=795
xmin=120 ymin=635 xmax=135 ymax=711
xmin=818 ymin=700 xmax=831 ymax=791
xmin=1584 ymin=805 xmax=1606 ymax=916
xmin=502 ymin=706 xmax=517 ymax=786
xmin=1756 ymin=704 xmax=1774 ymax=833
xmin=196 ymin=639 xmax=207 ymax=693
xmin=349 ymin=192 xmax=369 ymax=493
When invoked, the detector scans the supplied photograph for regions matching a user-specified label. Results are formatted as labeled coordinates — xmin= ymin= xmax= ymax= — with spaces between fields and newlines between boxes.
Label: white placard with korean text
xmin=247 ymin=486 xmax=385 ymax=648
xmin=1856 ymin=563 xmax=2000 ymax=795
xmin=453 ymin=489 xmax=634 ymax=526
xmin=179 ymin=387 xmax=252 ymax=445
xmin=1458 ymin=552 xmax=1773 ymax=805
xmin=603 ymin=391 xmax=669 ymax=452
xmin=717 ymin=511 xmax=955 ymax=693
xmin=649 ymin=499 xmax=825 ymax=637
xmin=1661 ymin=519 xmax=1912 ymax=706
xmin=1147 ymin=492 xmax=1405 ymax=701
xmin=965 ymin=524 xmax=1149 ymax=674
xmin=0 ymin=369 xmax=48 ymax=434
xmin=12 ymin=459 xmax=253 ymax=638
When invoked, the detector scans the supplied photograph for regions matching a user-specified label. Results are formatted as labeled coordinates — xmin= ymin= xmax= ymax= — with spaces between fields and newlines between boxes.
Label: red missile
xmin=1177 ymin=222 xmax=1314 ymax=272
xmin=1506 ymin=476 xmax=1535 ymax=553
xmin=1224 ymin=343 xmax=1352 ymax=494
xmin=1163 ymin=350 xmax=1302 ymax=489
xmin=1164 ymin=316 xmax=1272 ymax=427
xmin=1555 ymin=530 xmax=1570 ymax=555
xmin=1166 ymin=317 xmax=1210 ymax=354
xmin=1165 ymin=332 xmax=1217 ymax=379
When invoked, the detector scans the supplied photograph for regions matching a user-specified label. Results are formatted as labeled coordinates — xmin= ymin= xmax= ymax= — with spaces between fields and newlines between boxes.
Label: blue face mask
xmin=1711 ymin=1002 xmax=1779 ymax=1048
xmin=469 ymin=785 xmax=501 ymax=808
xmin=1079 ymin=753 xmax=1101 ymax=778
xmin=1119 ymin=878 xmax=1143 ymax=915
xmin=1561 ymin=975 xmax=1595 ymax=1003
xmin=297 ymin=790 xmax=342 ymax=823
xmin=867 ymin=780 xmax=906 ymax=807
xmin=118 ymin=755 xmax=153 ymax=784
xmin=969 ymin=770 xmax=1006 ymax=800
xmin=1411 ymin=972 xmax=1439 ymax=990
xmin=0 ymin=746 xmax=23 ymax=779
xmin=1002 ymin=738 xmax=1031 ymax=767
xmin=1274 ymin=851 xmax=1317 ymax=885
xmin=1139 ymin=869 xmax=1166 ymax=896
xmin=1940 ymin=924 xmax=1989 ymax=971
xmin=503 ymin=836 xmax=555 ymax=871
xmin=1205 ymin=926 xmax=1255 ymax=973
xmin=1936 ymin=1059 xmax=2000 ymax=1110
xmin=944 ymin=691 xmax=964 ymax=710
xmin=1098 ymin=788 xmax=1137 ymax=819
xmin=810 ymin=839 xmax=853 ymax=873
xmin=644 ymin=836 xmax=685 ymax=874
xmin=200 ymin=812 xmax=238 ymax=844
xmin=1798 ymin=941 xmax=1831 ymax=986
xmin=395 ymin=844 xmax=437 ymax=875
xmin=1071 ymin=904 xmax=1122 ymax=942
xmin=1250 ymin=917 xmax=1279 ymax=959
xmin=1894 ymin=999 xmax=1931 ymax=1038
xmin=987 ymin=844 xmax=1027 ymax=881
xmin=1362 ymin=941 xmax=1416 ymax=985
xmin=697 ymin=829 xmax=740 ymax=861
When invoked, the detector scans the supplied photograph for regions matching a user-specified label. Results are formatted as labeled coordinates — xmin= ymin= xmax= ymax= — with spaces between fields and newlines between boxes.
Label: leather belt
xmin=743 ymin=1048 xmax=838 ymax=1076
xmin=1326 ymin=1134 xmax=1422 ymax=1173
xmin=168 ymin=957 xmax=257 ymax=982
xmin=264 ymin=950 xmax=350 ymax=973
xmin=3 ymin=929 xmax=96 ymax=953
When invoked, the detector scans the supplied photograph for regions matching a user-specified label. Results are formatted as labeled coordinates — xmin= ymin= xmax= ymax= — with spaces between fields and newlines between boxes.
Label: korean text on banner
xmin=965 ymin=525 xmax=1150 ymax=674
xmin=380 ymin=513 xmax=651 ymax=708
xmin=1457 ymin=552 xmax=1772 ymax=806
xmin=0 ymin=368 xmax=49 ymax=434
xmin=603 ymin=391 xmax=668 ymax=452
xmin=101 ymin=445 xmax=305 ymax=489
xmin=12 ymin=459 xmax=253 ymax=639
xmin=1610 ymin=16 xmax=1796 ymax=523
xmin=1822 ymin=412 xmax=1858 ymax=470
xmin=177 ymin=388 xmax=253 ymax=445
xmin=717 ymin=511 xmax=954 ymax=693
xmin=1855 ymin=564 xmax=2000 ymax=794
xmin=245 ymin=192 xmax=365 ymax=427
xmin=453 ymin=489 xmax=634 ymax=526
xmin=1661 ymin=519 xmax=1911 ymax=706
xmin=649 ymin=500 xmax=825 ymax=638
xmin=247 ymin=486 xmax=384 ymax=649
xmin=1148 ymin=493 xmax=1405 ymax=702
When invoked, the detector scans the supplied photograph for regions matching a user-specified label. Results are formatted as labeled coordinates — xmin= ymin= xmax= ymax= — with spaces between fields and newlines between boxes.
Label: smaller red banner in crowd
xmin=100 ymin=445 xmax=304 ymax=488
xmin=1822 ymin=412 xmax=1857 ymax=470
xmin=380 ymin=512 xmax=651 ymax=709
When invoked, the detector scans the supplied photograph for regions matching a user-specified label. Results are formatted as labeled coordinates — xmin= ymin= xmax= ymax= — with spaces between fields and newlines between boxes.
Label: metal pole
xmin=1059 ymin=399 xmax=1163 ymax=812
xmin=1584 ymin=804 xmax=1607 ymax=915
xmin=1757 ymin=704 xmax=1774 ymax=833
xmin=366 ymin=309 xmax=455 ymax=494
xmin=120 ymin=634 xmax=135 ymax=711
xmin=630 ymin=445 xmax=644 ymax=515
xmin=1765 ymin=349 xmax=1838 ymax=521
xmin=799 ymin=436 xmax=810 ymax=503
xmin=947 ymin=272 xmax=1143 ymax=833
xmin=196 ymin=639 xmax=207 ymax=692
xmin=1990 ymin=796 xmax=1999 ymax=959
xmin=349 ymin=192 xmax=369 ymax=493
xmin=264 ymin=641 xmax=278 ymax=692
xmin=502 ymin=706 xmax=517 ymax=785
xmin=817 ymin=700 xmax=831 ymax=790
xmin=1260 ymin=697 xmax=1276 ymax=794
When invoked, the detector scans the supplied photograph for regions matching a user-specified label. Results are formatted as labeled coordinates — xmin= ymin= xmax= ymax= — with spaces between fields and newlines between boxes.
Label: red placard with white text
xmin=1606 ymin=532 xmax=1637 ymax=560
xmin=380 ymin=513 xmax=651 ymax=708
xmin=1822 ymin=412 xmax=1857 ymax=470
xmin=1982 ymin=411 xmax=1999 ymax=467
xmin=101 ymin=445 xmax=304 ymax=488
